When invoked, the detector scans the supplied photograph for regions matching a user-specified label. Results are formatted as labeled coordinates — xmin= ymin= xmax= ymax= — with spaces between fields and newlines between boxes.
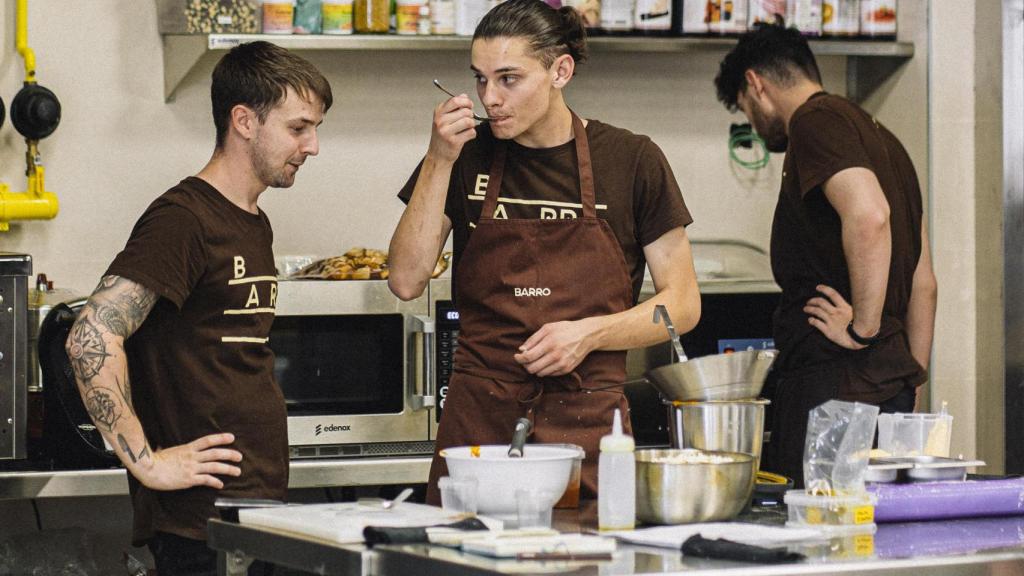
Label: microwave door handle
xmin=411 ymin=314 xmax=436 ymax=411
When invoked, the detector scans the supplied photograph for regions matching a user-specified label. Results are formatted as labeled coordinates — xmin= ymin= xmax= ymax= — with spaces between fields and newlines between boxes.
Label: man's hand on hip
xmin=804 ymin=284 xmax=866 ymax=350
xmin=136 ymin=432 xmax=243 ymax=491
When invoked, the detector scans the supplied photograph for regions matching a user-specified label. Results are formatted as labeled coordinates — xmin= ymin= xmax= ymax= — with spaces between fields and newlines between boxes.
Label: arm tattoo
xmin=91 ymin=276 xmax=159 ymax=339
xmin=116 ymin=434 xmax=151 ymax=464
xmin=117 ymin=434 xmax=136 ymax=463
xmin=67 ymin=319 xmax=110 ymax=382
xmin=115 ymin=366 xmax=134 ymax=416
xmin=84 ymin=387 xmax=123 ymax=432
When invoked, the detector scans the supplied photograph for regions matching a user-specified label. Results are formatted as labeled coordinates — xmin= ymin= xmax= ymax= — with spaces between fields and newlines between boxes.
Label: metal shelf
xmin=162 ymin=33 xmax=914 ymax=101
xmin=0 ymin=456 xmax=431 ymax=500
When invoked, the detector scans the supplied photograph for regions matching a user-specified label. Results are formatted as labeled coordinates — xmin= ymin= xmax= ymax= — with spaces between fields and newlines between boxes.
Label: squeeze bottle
xmin=598 ymin=408 xmax=635 ymax=530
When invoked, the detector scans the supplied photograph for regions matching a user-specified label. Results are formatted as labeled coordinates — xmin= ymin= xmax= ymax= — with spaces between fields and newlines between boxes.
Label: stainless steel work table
xmin=206 ymin=505 xmax=1024 ymax=576
xmin=0 ymin=457 xmax=432 ymax=499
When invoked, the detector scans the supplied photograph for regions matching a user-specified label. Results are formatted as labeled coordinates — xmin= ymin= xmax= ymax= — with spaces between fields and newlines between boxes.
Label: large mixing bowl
xmin=645 ymin=349 xmax=776 ymax=402
xmin=441 ymin=444 xmax=578 ymax=519
xmin=636 ymin=449 xmax=756 ymax=525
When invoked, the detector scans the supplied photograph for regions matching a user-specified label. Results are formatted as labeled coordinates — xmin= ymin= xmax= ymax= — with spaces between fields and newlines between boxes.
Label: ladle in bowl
xmin=508 ymin=417 xmax=532 ymax=458
xmin=653 ymin=304 xmax=688 ymax=363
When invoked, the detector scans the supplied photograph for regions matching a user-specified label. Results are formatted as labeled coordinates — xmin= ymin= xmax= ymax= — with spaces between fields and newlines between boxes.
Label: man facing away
xmin=715 ymin=24 xmax=938 ymax=487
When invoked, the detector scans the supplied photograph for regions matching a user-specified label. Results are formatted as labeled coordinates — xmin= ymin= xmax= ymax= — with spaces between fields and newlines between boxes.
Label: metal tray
xmin=866 ymin=456 xmax=986 ymax=483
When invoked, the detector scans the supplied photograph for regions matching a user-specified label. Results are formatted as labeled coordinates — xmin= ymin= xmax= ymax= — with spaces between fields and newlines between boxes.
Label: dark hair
xmin=211 ymin=41 xmax=333 ymax=148
xmin=474 ymin=0 xmax=588 ymax=68
xmin=714 ymin=24 xmax=821 ymax=112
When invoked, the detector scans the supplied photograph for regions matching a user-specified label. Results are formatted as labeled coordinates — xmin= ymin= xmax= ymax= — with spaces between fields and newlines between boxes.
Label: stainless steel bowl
xmin=644 ymin=349 xmax=776 ymax=402
xmin=666 ymin=399 xmax=769 ymax=471
xmin=636 ymin=449 xmax=756 ymax=525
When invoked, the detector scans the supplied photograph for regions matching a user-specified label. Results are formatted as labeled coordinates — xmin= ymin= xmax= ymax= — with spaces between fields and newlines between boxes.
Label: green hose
xmin=729 ymin=129 xmax=771 ymax=170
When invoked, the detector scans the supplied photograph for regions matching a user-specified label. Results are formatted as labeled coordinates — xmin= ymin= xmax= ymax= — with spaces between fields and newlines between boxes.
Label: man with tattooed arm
xmin=66 ymin=42 xmax=331 ymax=576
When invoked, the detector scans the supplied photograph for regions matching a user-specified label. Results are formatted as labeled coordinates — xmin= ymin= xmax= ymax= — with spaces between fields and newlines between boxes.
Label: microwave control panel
xmin=433 ymin=300 xmax=460 ymax=423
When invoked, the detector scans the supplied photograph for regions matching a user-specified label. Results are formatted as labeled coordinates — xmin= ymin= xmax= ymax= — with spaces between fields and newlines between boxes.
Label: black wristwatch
xmin=846 ymin=322 xmax=882 ymax=346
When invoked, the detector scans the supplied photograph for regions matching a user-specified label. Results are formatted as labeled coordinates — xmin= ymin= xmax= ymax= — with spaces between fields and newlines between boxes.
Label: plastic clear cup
xmin=515 ymin=488 xmax=556 ymax=528
xmin=439 ymin=476 xmax=478 ymax=514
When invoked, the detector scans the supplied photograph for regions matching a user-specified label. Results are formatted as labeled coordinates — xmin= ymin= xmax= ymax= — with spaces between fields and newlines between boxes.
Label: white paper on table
xmin=239 ymin=502 xmax=502 ymax=544
xmin=606 ymin=523 xmax=827 ymax=550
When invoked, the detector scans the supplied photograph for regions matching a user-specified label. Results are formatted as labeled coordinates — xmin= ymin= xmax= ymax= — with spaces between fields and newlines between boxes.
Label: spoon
xmin=433 ymin=79 xmax=490 ymax=122
xmin=382 ymin=487 xmax=414 ymax=510
xmin=653 ymin=304 xmax=688 ymax=363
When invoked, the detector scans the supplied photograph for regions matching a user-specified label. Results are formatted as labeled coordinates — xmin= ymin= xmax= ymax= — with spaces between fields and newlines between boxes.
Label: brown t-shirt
xmin=107 ymin=177 xmax=287 ymax=544
xmin=771 ymin=93 xmax=927 ymax=402
xmin=398 ymin=120 xmax=693 ymax=302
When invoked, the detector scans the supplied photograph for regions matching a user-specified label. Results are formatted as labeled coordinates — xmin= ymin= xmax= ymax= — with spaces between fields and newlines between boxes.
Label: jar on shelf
xmin=860 ymin=0 xmax=896 ymax=38
xmin=822 ymin=0 xmax=859 ymax=37
xmin=355 ymin=0 xmax=390 ymax=33
xmin=396 ymin=0 xmax=427 ymax=34
xmin=430 ymin=0 xmax=456 ymax=34
xmin=323 ymin=0 xmax=355 ymax=34
xmin=262 ymin=0 xmax=297 ymax=34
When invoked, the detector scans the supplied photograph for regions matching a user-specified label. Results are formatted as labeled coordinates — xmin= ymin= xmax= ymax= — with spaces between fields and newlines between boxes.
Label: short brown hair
xmin=211 ymin=41 xmax=333 ymax=148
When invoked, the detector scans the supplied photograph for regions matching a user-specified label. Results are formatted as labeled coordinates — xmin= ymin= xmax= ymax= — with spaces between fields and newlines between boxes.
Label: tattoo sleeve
xmin=66 ymin=275 xmax=158 ymax=469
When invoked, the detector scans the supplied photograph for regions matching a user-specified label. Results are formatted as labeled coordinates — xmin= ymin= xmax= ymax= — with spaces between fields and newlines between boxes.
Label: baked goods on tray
xmin=291 ymin=248 xmax=451 ymax=280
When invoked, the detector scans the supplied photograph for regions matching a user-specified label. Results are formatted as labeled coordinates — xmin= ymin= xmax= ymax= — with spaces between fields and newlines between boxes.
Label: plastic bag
xmin=803 ymin=400 xmax=879 ymax=495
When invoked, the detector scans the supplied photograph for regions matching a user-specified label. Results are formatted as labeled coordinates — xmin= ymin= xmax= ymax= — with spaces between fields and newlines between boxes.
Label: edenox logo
xmin=314 ymin=423 xmax=351 ymax=436
xmin=513 ymin=287 xmax=551 ymax=297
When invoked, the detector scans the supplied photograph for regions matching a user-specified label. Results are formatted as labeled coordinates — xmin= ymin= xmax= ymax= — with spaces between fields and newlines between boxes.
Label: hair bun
xmin=557 ymin=6 xmax=589 ymax=65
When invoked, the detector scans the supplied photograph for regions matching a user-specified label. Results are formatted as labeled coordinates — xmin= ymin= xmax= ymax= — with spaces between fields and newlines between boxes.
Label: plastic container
xmin=876 ymin=411 xmax=953 ymax=458
xmin=860 ymin=0 xmax=896 ymax=38
xmin=454 ymin=0 xmax=490 ymax=36
xmin=787 ymin=0 xmax=822 ymax=36
xmin=599 ymin=0 xmax=633 ymax=33
xmin=633 ymin=0 xmax=672 ymax=34
xmin=262 ymin=0 xmax=296 ymax=34
xmin=598 ymin=408 xmax=636 ymax=531
xmin=707 ymin=0 xmax=748 ymax=36
xmin=680 ymin=0 xmax=708 ymax=35
xmin=396 ymin=0 xmax=426 ymax=34
xmin=822 ymin=0 xmax=859 ymax=37
xmin=429 ymin=0 xmax=455 ymax=34
xmin=784 ymin=490 xmax=877 ymax=528
xmin=322 ymin=0 xmax=354 ymax=33
xmin=293 ymin=0 xmax=323 ymax=33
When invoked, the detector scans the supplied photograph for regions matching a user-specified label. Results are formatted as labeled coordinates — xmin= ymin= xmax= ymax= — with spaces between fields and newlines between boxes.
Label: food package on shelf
xmin=157 ymin=0 xmax=262 ymax=34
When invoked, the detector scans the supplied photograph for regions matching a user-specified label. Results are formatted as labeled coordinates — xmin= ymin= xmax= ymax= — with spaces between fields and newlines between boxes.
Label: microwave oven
xmin=273 ymin=279 xmax=443 ymax=459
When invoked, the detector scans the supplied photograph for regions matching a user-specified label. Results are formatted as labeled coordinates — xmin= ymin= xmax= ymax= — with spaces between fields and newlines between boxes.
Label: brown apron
xmin=426 ymin=112 xmax=635 ymax=505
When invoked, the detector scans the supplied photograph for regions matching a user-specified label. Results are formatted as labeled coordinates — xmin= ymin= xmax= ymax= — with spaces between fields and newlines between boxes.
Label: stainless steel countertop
xmin=205 ymin=509 xmax=1024 ymax=576
xmin=0 ymin=456 xmax=431 ymax=500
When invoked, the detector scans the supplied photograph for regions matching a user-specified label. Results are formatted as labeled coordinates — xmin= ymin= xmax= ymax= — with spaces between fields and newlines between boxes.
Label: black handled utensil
xmin=508 ymin=417 xmax=532 ymax=458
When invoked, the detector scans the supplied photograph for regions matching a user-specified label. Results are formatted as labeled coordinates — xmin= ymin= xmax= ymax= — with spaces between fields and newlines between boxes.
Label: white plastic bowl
xmin=441 ymin=445 xmax=578 ymax=519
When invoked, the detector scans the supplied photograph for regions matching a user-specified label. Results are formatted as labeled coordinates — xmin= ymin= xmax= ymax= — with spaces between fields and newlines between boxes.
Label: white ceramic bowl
xmin=441 ymin=444 xmax=578 ymax=518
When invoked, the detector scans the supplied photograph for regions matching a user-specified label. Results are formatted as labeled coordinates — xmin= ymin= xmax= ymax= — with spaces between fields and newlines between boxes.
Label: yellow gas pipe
xmin=0 ymin=0 xmax=59 ymax=232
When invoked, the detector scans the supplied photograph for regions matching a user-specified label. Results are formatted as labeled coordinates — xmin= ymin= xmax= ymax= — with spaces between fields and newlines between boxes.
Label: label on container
xmin=600 ymin=0 xmax=632 ymax=31
xmin=788 ymin=0 xmax=822 ymax=36
xmin=323 ymin=2 xmax=354 ymax=33
xmin=454 ymin=0 xmax=492 ymax=36
xmin=430 ymin=0 xmax=456 ymax=34
xmin=396 ymin=3 xmax=424 ymax=34
xmin=262 ymin=3 xmax=296 ymax=34
xmin=853 ymin=504 xmax=874 ymax=524
xmin=853 ymin=534 xmax=875 ymax=556
xmin=749 ymin=0 xmax=786 ymax=28
xmin=633 ymin=0 xmax=671 ymax=31
xmin=707 ymin=0 xmax=748 ymax=35
xmin=823 ymin=0 xmax=858 ymax=35
xmin=861 ymin=0 xmax=896 ymax=36
xmin=681 ymin=0 xmax=708 ymax=34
